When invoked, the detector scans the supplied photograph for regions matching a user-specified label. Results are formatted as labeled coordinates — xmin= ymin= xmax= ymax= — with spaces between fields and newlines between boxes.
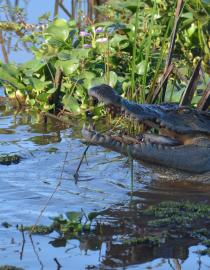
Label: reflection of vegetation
xmin=11 ymin=200 xmax=210 ymax=268
xmin=124 ymin=234 xmax=167 ymax=246
xmin=29 ymin=134 xmax=61 ymax=145
xmin=0 ymin=0 xmax=209 ymax=114
xmin=0 ymin=154 xmax=21 ymax=165
xmin=0 ymin=266 xmax=24 ymax=270
xmin=18 ymin=201 xmax=210 ymax=253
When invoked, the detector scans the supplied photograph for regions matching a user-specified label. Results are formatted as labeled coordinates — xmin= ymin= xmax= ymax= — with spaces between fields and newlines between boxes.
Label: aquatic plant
xmin=144 ymin=200 xmax=210 ymax=228
xmin=0 ymin=0 xmax=208 ymax=115
xmin=18 ymin=210 xmax=101 ymax=236
xmin=0 ymin=154 xmax=21 ymax=165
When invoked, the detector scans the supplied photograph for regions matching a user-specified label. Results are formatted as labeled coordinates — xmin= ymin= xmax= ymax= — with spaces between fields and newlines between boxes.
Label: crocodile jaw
xmin=82 ymin=126 xmax=210 ymax=174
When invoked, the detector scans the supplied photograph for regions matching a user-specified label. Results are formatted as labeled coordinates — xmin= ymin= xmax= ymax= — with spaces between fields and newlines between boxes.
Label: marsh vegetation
xmin=0 ymin=1 xmax=210 ymax=269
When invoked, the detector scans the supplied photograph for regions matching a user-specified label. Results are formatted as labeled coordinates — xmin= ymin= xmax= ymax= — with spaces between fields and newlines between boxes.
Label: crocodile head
xmin=83 ymin=84 xmax=210 ymax=173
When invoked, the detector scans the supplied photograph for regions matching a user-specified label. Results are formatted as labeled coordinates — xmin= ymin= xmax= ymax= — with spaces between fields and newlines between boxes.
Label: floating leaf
xmin=66 ymin=211 xmax=83 ymax=222
xmin=45 ymin=19 xmax=69 ymax=41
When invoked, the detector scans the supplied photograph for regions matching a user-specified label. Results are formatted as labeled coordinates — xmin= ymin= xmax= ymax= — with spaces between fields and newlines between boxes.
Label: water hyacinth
xmin=95 ymin=27 xmax=104 ymax=34
xmin=96 ymin=37 xmax=108 ymax=43
xmin=79 ymin=30 xmax=91 ymax=37
xmin=83 ymin=44 xmax=92 ymax=48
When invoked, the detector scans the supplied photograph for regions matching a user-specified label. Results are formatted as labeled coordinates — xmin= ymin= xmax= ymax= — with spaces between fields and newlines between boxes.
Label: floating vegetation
xmin=18 ymin=210 xmax=101 ymax=236
xmin=144 ymin=201 xmax=210 ymax=228
xmin=197 ymin=248 xmax=210 ymax=256
xmin=17 ymin=201 xmax=210 ymax=252
xmin=1 ymin=222 xmax=12 ymax=228
xmin=0 ymin=266 xmax=24 ymax=270
xmin=0 ymin=154 xmax=21 ymax=165
xmin=18 ymin=224 xmax=54 ymax=235
xmin=52 ymin=211 xmax=91 ymax=235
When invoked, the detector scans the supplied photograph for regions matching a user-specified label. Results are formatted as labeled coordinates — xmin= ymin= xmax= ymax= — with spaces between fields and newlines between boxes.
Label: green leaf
xmin=181 ymin=12 xmax=193 ymax=19
xmin=78 ymin=71 xmax=96 ymax=89
xmin=37 ymin=92 xmax=49 ymax=102
xmin=109 ymin=71 xmax=118 ymax=87
xmin=65 ymin=211 xmax=83 ymax=222
xmin=136 ymin=60 xmax=149 ymax=75
xmin=56 ymin=59 xmax=80 ymax=75
xmin=71 ymin=48 xmax=91 ymax=59
xmin=27 ymin=99 xmax=36 ymax=106
xmin=45 ymin=18 xmax=69 ymax=41
xmin=47 ymin=87 xmax=57 ymax=94
xmin=88 ymin=211 xmax=103 ymax=221
xmin=29 ymin=78 xmax=51 ymax=91
xmin=21 ymin=59 xmax=45 ymax=71
xmin=47 ymin=38 xmax=65 ymax=48
xmin=1 ymin=63 xmax=20 ymax=78
xmin=62 ymin=95 xmax=81 ymax=114
xmin=186 ymin=23 xmax=197 ymax=37
xmin=110 ymin=34 xmax=129 ymax=49
xmin=58 ymin=50 xmax=72 ymax=61
xmin=90 ymin=77 xmax=106 ymax=88
xmin=0 ymin=66 xmax=25 ymax=90
xmin=58 ymin=49 xmax=91 ymax=61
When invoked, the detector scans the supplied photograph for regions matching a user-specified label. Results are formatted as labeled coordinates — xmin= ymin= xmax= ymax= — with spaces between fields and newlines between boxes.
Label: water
xmin=0 ymin=0 xmax=88 ymax=63
xmin=0 ymin=100 xmax=210 ymax=269
xmin=1 ymin=1 xmax=210 ymax=269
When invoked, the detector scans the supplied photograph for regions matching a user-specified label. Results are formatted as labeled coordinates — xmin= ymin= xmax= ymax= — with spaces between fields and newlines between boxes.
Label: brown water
xmin=1 ymin=102 xmax=210 ymax=270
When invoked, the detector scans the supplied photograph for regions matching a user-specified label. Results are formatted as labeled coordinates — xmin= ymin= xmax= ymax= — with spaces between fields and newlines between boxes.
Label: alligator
xmin=82 ymin=84 xmax=210 ymax=174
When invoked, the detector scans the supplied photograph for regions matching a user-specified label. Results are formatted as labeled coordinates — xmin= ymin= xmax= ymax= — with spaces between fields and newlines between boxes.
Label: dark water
xmin=0 ymin=99 xmax=210 ymax=269
xmin=0 ymin=2 xmax=210 ymax=268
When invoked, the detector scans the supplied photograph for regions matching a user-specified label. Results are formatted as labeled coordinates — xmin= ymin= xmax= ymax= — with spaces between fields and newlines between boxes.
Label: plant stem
xmin=141 ymin=1 xmax=157 ymax=104
xmin=130 ymin=0 xmax=140 ymax=101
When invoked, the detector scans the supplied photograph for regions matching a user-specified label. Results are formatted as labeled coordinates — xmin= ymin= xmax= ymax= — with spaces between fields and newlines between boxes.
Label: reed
xmin=130 ymin=0 xmax=139 ymax=102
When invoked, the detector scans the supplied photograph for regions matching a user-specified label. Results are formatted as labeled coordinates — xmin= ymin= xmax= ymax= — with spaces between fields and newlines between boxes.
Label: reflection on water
xmin=0 ymin=106 xmax=210 ymax=270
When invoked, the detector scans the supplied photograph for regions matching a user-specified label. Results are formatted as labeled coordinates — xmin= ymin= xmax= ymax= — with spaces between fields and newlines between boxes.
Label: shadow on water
xmin=0 ymin=104 xmax=210 ymax=269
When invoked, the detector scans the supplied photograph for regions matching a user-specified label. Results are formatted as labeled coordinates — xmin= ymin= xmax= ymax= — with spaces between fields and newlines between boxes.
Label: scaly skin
xmin=83 ymin=84 xmax=210 ymax=173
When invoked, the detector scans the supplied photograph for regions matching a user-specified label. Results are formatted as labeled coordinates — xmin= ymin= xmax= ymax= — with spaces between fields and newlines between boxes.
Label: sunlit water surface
xmin=0 ymin=1 xmax=210 ymax=269
xmin=0 ymin=99 xmax=210 ymax=270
